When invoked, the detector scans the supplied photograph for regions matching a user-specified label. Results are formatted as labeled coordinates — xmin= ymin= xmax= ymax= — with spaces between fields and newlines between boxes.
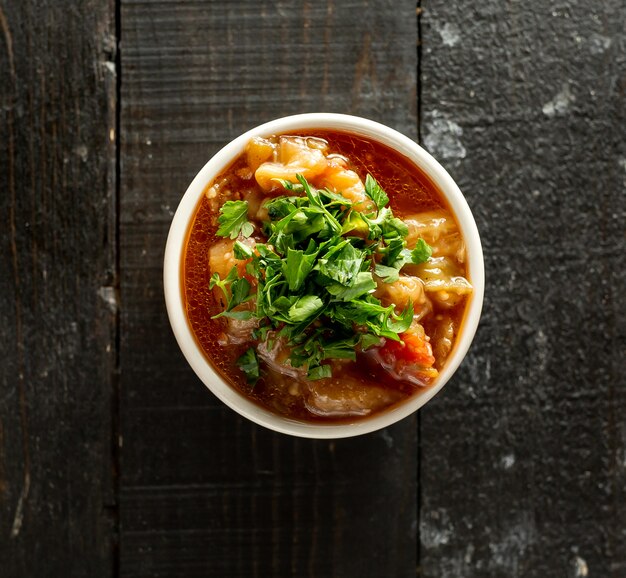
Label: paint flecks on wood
xmin=0 ymin=0 xmax=116 ymax=575
xmin=419 ymin=1 xmax=626 ymax=576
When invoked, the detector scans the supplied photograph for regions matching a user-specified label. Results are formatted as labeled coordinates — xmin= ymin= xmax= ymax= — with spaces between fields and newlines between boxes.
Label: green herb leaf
xmin=288 ymin=295 xmax=325 ymax=323
xmin=341 ymin=210 xmax=370 ymax=237
xmin=410 ymin=238 xmax=433 ymax=264
xmin=220 ymin=309 xmax=255 ymax=320
xmin=230 ymin=277 xmax=252 ymax=307
xmin=387 ymin=301 xmax=414 ymax=333
xmin=392 ymin=248 xmax=413 ymax=269
xmin=377 ymin=236 xmax=404 ymax=266
xmin=359 ymin=333 xmax=383 ymax=350
xmin=326 ymin=271 xmax=376 ymax=301
xmin=210 ymin=266 xmax=253 ymax=320
xmin=212 ymin=277 xmax=253 ymax=319
xmin=329 ymin=295 xmax=386 ymax=326
xmin=255 ymin=243 xmax=280 ymax=259
xmin=266 ymin=198 xmax=293 ymax=221
xmin=209 ymin=266 xmax=239 ymax=302
xmin=242 ymin=222 xmax=254 ymax=237
xmin=237 ymin=348 xmax=260 ymax=385
xmin=322 ymin=335 xmax=359 ymax=361
xmin=289 ymin=330 xmax=325 ymax=368
xmin=296 ymin=174 xmax=342 ymax=235
xmin=320 ymin=188 xmax=353 ymax=206
xmin=307 ymin=364 xmax=332 ymax=380
xmin=272 ymin=178 xmax=305 ymax=193
xmin=374 ymin=263 xmax=400 ymax=284
xmin=364 ymin=174 xmax=389 ymax=209
xmin=233 ymin=240 xmax=254 ymax=260
xmin=377 ymin=208 xmax=409 ymax=238
xmin=315 ymin=240 xmax=365 ymax=286
xmin=283 ymin=246 xmax=318 ymax=292
xmin=246 ymin=259 xmax=259 ymax=277
xmin=217 ymin=200 xmax=253 ymax=239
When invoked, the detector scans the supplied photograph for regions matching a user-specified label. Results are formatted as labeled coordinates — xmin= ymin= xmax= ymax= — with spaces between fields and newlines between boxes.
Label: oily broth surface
xmin=182 ymin=130 xmax=467 ymax=422
xmin=301 ymin=131 xmax=444 ymax=216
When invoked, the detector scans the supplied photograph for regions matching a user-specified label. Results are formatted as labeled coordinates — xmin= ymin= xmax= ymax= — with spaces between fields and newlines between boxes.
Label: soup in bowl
xmin=164 ymin=113 xmax=484 ymax=438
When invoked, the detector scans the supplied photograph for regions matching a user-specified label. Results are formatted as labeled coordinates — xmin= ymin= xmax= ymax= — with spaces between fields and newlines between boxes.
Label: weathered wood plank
xmin=119 ymin=0 xmax=417 ymax=576
xmin=0 ymin=0 xmax=117 ymax=575
xmin=419 ymin=1 xmax=626 ymax=576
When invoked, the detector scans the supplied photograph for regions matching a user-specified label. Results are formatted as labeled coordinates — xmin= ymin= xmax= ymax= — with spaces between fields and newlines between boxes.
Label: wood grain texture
xmin=0 ymin=0 xmax=117 ymax=575
xmin=419 ymin=1 xmax=626 ymax=576
xmin=119 ymin=1 xmax=417 ymax=576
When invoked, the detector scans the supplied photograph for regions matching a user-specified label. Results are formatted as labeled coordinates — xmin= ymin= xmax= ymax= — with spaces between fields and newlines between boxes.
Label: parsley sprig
xmin=211 ymin=174 xmax=432 ymax=383
xmin=216 ymin=200 xmax=254 ymax=239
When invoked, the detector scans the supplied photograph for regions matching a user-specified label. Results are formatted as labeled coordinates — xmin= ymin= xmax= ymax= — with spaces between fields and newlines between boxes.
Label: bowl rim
xmin=163 ymin=113 xmax=484 ymax=439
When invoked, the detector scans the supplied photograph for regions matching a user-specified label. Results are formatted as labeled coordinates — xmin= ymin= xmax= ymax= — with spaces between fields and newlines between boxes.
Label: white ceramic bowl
xmin=164 ymin=113 xmax=484 ymax=438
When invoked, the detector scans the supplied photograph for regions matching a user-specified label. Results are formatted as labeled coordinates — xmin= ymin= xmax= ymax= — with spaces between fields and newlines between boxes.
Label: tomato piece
xmin=380 ymin=331 xmax=436 ymax=368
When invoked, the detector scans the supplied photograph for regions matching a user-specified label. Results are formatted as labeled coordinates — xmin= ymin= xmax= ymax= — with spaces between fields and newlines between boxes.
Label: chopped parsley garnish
xmin=216 ymin=200 xmax=254 ymax=239
xmin=237 ymin=348 xmax=260 ymax=385
xmin=209 ymin=267 xmax=254 ymax=319
xmin=364 ymin=173 xmax=389 ymax=209
xmin=214 ymin=174 xmax=433 ymax=383
xmin=410 ymin=238 xmax=433 ymax=264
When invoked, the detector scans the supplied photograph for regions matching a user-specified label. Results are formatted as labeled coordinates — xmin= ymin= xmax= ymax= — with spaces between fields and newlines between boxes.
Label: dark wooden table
xmin=2 ymin=1 xmax=625 ymax=576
